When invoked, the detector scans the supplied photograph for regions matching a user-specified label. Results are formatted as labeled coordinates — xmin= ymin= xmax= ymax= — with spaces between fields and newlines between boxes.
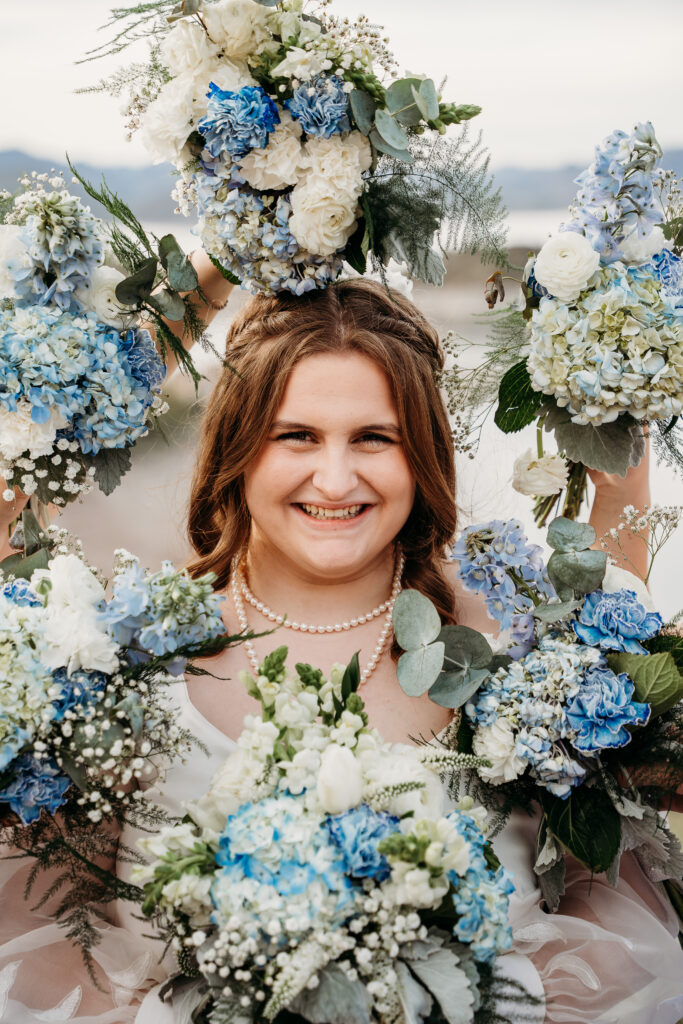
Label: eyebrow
xmin=271 ymin=420 xmax=402 ymax=436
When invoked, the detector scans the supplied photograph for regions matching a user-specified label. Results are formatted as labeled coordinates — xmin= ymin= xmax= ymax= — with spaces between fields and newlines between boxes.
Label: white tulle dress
xmin=1 ymin=678 xmax=682 ymax=1024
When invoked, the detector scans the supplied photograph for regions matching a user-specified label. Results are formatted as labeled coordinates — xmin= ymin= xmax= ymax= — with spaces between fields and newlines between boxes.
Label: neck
xmin=243 ymin=538 xmax=398 ymax=625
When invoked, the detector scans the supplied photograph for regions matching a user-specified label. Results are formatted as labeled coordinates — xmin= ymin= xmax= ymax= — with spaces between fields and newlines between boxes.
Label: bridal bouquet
xmin=0 ymin=169 xmax=206 ymax=510
xmin=94 ymin=0 xmax=506 ymax=295
xmin=444 ymin=122 xmax=683 ymax=522
xmin=393 ymin=515 xmax=683 ymax=911
xmin=133 ymin=647 xmax=525 ymax=1023
xmin=0 ymin=513 xmax=240 ymax=958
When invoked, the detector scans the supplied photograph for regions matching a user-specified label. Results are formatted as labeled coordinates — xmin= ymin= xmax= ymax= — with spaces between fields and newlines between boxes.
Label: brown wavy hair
xmin=187 ymin=278 xmax=458 ymax=627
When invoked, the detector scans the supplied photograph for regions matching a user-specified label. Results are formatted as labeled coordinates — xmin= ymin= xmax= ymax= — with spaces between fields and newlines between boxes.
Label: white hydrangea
xmin=202 ymin=0 xmax=271 ymax=61
xmin=240 ymin=112 xmax=303 ymax=191
xmin=0 ymin=401 xmax=66 ymax=461
xmin=533 ymin=232 xmax=601 ymax=301
xmin=186 ymin=747 xmax=268 ymax=833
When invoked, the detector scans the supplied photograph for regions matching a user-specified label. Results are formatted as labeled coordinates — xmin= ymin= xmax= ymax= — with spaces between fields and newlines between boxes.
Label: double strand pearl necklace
xmin=230 ymin=549 xmax=405 ymax=687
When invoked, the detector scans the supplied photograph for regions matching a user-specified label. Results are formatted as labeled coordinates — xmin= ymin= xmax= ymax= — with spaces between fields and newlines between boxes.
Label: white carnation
xmin=202 ymin=0 xmax=271 ymax=61
xmin=299 ymin=133 xmax=372 ymax=187
xmin=75 ymin=266 xmax=137 ymax=330
xmin=139 ymin=73 xmax=201 ymax=165
xmin=511 ymin=449 xmax=569 ymax=497
xmin=239 ymin=112 xmax=303 ymax=190
xmin=316 ymin=744 xmax=362 ymax=813
xmin=289 ymin=176 xmax=360 ymax=257
xmin=189 ymin=56 xmax=256 ymax=118
xmin=0 ymin=225 xmax=30 ymax=298
xmin=533 ymin=232 xmax=601 ymax=301
xmin=0 ymin=401 xmax=66 ymax=461
xmin=601 ymin=562 xmax=656 ymax=612
xmin=161 ymin=18 xmax=221 ymax=76
xmin=472 ymin=719 xmax=525 ymax=785
xmin=619 ymin=225 xmax=669 ymax=266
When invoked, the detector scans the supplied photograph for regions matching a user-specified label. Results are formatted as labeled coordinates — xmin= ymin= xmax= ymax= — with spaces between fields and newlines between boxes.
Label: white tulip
xmin=316 ymin=743 xmax=362 ymax=813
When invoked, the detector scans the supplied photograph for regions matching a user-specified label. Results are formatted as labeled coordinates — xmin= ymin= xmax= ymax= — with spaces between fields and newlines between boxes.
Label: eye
xmin=355 ymin=432 xmax=398 ymax=448
xmin=273 ymin=430 xmax=315 ymax=444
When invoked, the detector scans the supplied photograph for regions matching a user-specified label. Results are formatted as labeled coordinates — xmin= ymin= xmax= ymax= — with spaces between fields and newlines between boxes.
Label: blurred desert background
xmin=1 ymin=0 xmax=683 ymax=617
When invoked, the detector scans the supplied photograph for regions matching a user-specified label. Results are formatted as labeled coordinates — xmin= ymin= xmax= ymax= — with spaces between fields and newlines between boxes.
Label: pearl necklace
xmin=230 ymin=549 xmax=404 ymax=687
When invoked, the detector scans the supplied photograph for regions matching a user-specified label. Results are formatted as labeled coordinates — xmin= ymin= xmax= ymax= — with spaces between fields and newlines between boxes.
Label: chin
xmin=292 ymin=535 xmax=389 ymax=579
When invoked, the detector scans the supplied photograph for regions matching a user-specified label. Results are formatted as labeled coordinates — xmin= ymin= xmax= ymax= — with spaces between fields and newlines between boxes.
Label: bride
xmin=1 ymin=262 xmax=682 ymax=1023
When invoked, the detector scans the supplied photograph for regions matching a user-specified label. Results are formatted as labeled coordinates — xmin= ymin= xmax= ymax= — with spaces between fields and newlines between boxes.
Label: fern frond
xmin=68 ymin=158 xmax=153 ymax=258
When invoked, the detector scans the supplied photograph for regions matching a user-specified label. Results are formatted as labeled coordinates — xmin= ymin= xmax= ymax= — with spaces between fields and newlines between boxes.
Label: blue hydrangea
xmin=50 ymin=668 xmax=107 ymax=723
xmin=199 ymin=84 xmax=280 ymax=160
xmin=1 ymin=578 xmax=41 ymax=607
xmin=0 ymin=754 xmax=71 ymax=824
xmin=573 ymin=588 xmax=662 ymax=655
xmin=565 ymin=665 xmax=650 ymax=754
xmin=285 ymin=75 xmax=350 ymax=138
xmin=651 ymin=248 xmax=683 ymax=290
xmin=326 ymin=805 xmax=399 ymax=880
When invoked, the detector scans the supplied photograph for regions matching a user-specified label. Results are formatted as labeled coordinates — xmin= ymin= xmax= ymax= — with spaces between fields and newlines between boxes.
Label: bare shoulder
xmin=443 ymin=560 xmax=499 ymax=635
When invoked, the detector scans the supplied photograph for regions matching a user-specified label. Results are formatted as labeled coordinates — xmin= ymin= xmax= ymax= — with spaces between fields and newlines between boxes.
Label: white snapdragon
xmin=0 ymin=401 xmax=66 ymax=462
xmin=75 ymin=266 xmax=137 ymax=330
xmin=202 ymin=0 xmax=271 ymax=61
xmin=511 ymin=449 xmax=569 ymax=497
xmin=240 ymin=113 xmax=303 ymax=191
xmin=237 ymin=715 xmax=279 ymax=759
xmin=472 ymin=719 xmax=526 ymax=784
xmin=316 ymin=743 xmax=362 ymax=813
xmin=161 ymin=874 xmax=214 ymax=925
xmin=387 ymin=863 xmax=449 ymax=910
xmin=533 ymin=232 xmax=600 ymax=301
xmin=0 ymin=224 xmax=29 ymax=297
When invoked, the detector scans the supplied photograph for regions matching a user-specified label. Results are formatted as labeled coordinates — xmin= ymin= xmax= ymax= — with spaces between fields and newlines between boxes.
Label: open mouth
xmin=297 ymin=503 xmax=369 ymax=521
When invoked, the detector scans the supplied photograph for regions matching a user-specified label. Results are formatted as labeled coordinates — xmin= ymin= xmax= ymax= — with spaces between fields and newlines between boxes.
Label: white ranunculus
xmin=299 ymin=133 xmax=372 ymax=186
xmin=139 ymin=73 xmax=200 ymax=165
xmin=289 ymin=176 xmax=359 ymax=257
xmin=0 ymin=401 xmax=65 ymax=461
xmin=186 ymin=748 xmax=258 ymax=832
xmin=601 ymin=562 xmax=656 ymax=612
xmin=75 ymin=266 xmax=137 ymax=330
xmin=619 ymin=225 xmax=669 ymax=266
xmin=202 ymin=0 xmax=271 ymax=61
xmin=317 ymin=743 xmax=362 ymax=813
xmin=341 ymin=256 xmax=413 ymax=299
xmin=511 ymin=449 xmax=569 ymax=497
xmin=472 ymin=719 xmax=525 ymax=785
xmin=271 ymin=45 xmax=332 ymax=81
xmin=533 ymin=232 xmax=601 ymax=301
xmin=161 ymin=18 xmax=221 ymax=76
xmin=0 ymin=225 xmax=30 ymax=298
xmin=239 ymin=112 xmax=303 ymax=190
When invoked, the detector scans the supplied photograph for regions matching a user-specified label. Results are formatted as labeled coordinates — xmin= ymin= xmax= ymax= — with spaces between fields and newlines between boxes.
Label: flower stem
xmin=536 ymin=423 xmax=544 ymax=460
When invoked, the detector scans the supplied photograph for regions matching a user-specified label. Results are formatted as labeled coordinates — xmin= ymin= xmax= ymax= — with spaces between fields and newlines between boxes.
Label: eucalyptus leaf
xmin=397 ymin=642 xmax=446 ymax=697
xmin=393 ymin=590 xmax=442 ymax=650
xmin=385 ymin=77 xmax=425 ymax=125
xmin=440 ymin=624 xmax=493 ymax=670
xmin=494 ymin=361 xmax=543 ymax=433
xmin=375 ymin=109 xmax=411 ymax=150
xmin=21 ymin=509 xmax=50 ymax=557
xmin=408 ymin=946 xmax=474 ymax=1024
xmin=418 ymin=78 xmax=440 ymax=120
xmin=607 ymin=651 xmax=683 ymax=717
xmin=115 ymin=694 xmax=146 ymax=740
xmin=543 ymin=403 xmax=644 ymax=475
xmin=157 ymin=233 xmax=180 ymax=268
xmin=115 ymin=257 xmax=157 ymax=306
xmin=349 ymin=89 xmax=376 ymax=134
xmin=148 ymin=288 xmax=186 ymax=322
xmin=166 ymin=250 xmax=198 ymax=292
xmin=90 ymin=447 xmax=133 ymax=496
xmin=547 ymin=548 xmax=606 ymax=595
xmin=533 ymin=600 xmax=582 ymax=623
xmin=368 ymin=128 xmax=413 ymax=163
xmin=428 ymin=666 xmax=489 ymax=708
xmin=289 ymin=963 xmax=372 ymax=1024
xmin=541 ymin=787 xmax=621 ymax=873
xmin=546 ymin=517 xmax=596 ymax=553
xmin=0 ymin=547 xmax=50 ymax=580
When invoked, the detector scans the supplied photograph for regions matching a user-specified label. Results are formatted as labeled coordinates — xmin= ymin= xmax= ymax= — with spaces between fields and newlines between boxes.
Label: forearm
xmin=589 ymin=444 xmax=651 ymax=579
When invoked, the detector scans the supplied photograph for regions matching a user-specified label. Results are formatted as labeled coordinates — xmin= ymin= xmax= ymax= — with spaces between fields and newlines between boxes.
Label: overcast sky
xmin=2 ymin=0 xmax=682 ymax=169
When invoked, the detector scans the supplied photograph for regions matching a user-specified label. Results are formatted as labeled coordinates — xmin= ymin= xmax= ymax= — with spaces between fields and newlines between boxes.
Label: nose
xmin=311 ymin=443 xmax=359 ymax=500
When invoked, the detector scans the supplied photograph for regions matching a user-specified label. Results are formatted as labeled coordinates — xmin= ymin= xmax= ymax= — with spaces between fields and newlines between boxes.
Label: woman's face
xmin=243 ymin=351 xmax=416 ymax=582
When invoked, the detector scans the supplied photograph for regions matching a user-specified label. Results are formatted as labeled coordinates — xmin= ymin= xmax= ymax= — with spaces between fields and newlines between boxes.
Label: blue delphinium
xmin=285 ymin=75 xmax=350 ymax=138
xmin=573 ymin=588 xmax=662 ymax=655
xmin=326 ymin=805 xmax=399 ymax=880
xmin=199 ymin=84 xmax=280 ymax=160
xmin=565 ymin=665 xmax=650 ymax=754
xmin=0 ymin=754 xmax=71 ymax=824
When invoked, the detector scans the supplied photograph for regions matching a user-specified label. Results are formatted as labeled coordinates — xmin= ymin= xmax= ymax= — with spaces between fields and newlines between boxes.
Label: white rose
xmin=289 ymin=176 xmax=359 ymax=257
xmin=472 ymin=719 xmax=525 ymax=785
xmin=619 ymin=225 xmax=669 ymax=266
xmin=0 ymin=225 xmax=29 ymax=298
xmin=317 ymin=744 xmax=362 ymax=813
xmin=239 ymin=112 xmax=303 ymax=190
xmin=601 ymin=562 xmax=656 ymax=612
xmin=139 ymin=73 xmax=200 ymax=165
xmin=299 ymin=133 xmax=372 ymax=187
xmin=0 ymin=401 xmax=66 ymax=461
xmin=75 ymin=266 xmax=137 ymax=330
xmin=203 ymin=0 xmax=271 ymax=61
xmin=186 ymin=748 xmax=257 ymax=832
xmin=161 ymin=18 xmax=221 ymax=76
xmin=533 ymin=232 xmax=601 ymax=301
xmin=511 ymin=449 xmax=569 ymax=497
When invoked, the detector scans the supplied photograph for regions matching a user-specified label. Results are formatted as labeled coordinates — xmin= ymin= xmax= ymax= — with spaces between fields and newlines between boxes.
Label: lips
xmin=297 ymin=503 xmax=368 ymax=520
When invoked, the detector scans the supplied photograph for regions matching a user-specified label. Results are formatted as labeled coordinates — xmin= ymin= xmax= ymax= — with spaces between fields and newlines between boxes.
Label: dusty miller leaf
xmin=543 ymin=403 xmax=644 ymax=475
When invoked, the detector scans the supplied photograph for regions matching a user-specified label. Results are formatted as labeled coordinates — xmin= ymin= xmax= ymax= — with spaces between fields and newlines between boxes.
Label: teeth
xmin=300 ymin=503 xmax=365 ymax=520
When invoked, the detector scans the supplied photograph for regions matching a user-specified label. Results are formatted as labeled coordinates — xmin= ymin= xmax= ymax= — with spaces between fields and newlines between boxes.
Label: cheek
xmin=376 ymin=452 xmax=416 ymax=515
xmin=243 ymin=448 xmax=302 ymax=512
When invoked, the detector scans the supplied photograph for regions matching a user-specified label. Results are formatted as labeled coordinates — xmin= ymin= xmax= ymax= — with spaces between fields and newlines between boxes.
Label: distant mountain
xmin=3 ymin=147 xmax=683 ymax=217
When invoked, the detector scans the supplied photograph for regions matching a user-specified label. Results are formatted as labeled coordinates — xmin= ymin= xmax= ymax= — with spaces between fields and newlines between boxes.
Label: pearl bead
xmin=342 ymin=622 xmax=350 ymax=630
xmin=350 ymin=618 xmax=358 ymax=627
xmin=291 ymin=622 xmax=300 ymax=630
xmin=358 ymin=615 xmax=367 ymax=624
xmin=334 ymin=624 xmax=342 ymax=632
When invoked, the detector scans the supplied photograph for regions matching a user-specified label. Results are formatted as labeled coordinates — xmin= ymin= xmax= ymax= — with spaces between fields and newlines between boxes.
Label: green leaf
xmin=494 ymin=361 xmax=543 ymax=433
xmin=543 ymin=403 xmax=644 ymax=475
xmin=385 ymin=77 xmax=424 ymax=126
xmin=533 ymin=599 xmax=582 ymax=623
xmin=289 ymin=963 xmax=372 ymax=1024
xmin=397 ymin=643 xmax=446 ymax=697
xmin=547 ymin=548 xmax=607 ymax=595
xmin=368 ymin=128 xmax=413 ymax=164
xmin=343 ymin=218 xmax=368 ymax=274
xmin=166 ymin=249 xmax=198 ymax=292
xmin=21 ymin=509 xmax=50 ymax=557
xmin=541 ymin=787 xmax=621 ymax=873
xmin=643 ymin=633 xmax=683 ymax=674
xmin=208 ymin=253 xmax=241 ymax=285
xmin=349 ymin=89 xmax=376 ymax=134
xmin=57 ymin=754 xmax=87 ymax=793
xmin=0 ymin=547 xmax=50 ymax=580
xmin=89 ymin=447 xmax=133 ymax=496
xmin=148 ymin=288 xmax=186 ymax=322
xmin=607 ymin=651 xmax=683 ymax=716
xmin=341 ymin=652 xmax=361 ymax=701
xmin=428 ymin=666 xmax=489 ymax=708
xmin=393 ymin=590 xmax=442 ymax=650
xmin=374 ymin=109 xmax=411 ymax=150
xmin=546 ymin=517 xmax=596 ymax=552
xmin=407 ymin=946 xmax=474 ymax=1024
xmin=418 ymin=78 xmax=439 ymax=120
xmin=115 ymin=257 xmax=158 ymax=305
xmin=115 ymin=695 xmax=146 ymax=741
xmin=382 ymin=228 xmax=445 ymax=286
